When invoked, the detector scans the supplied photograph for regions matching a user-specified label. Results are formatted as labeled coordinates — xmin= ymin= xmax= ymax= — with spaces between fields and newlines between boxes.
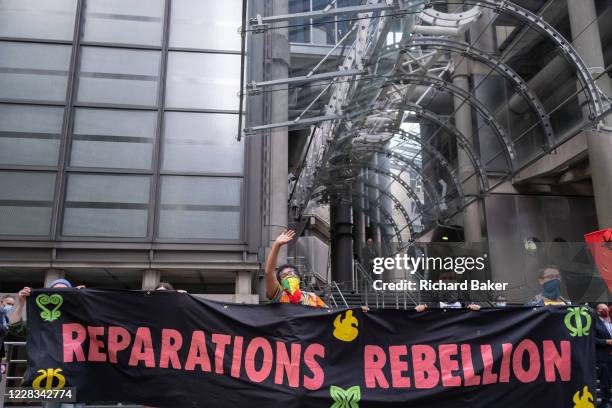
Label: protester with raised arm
xmin=265 ymin=230 xmax=327 ymax=308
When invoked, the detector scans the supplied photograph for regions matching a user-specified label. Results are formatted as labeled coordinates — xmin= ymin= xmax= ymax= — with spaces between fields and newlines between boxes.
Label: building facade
xmin=1 ymin=0 xmax=611 ymax=305
xmin=0 ymin=0 xmax=267 ymax=303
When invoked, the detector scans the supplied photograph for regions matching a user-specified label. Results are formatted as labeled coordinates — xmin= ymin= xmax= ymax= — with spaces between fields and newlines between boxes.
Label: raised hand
xmin=415 ymin=304 xmax=428 ymax=312
xmin=275 ymin=230 xmax=296 ymax=246
xmin=18 ymin=287 xmax=31 ymax=305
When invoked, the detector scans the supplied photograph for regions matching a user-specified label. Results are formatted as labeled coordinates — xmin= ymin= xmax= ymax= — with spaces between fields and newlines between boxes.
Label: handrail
xmin=354 ymin=260 xmax=380 ymax=308
xmin=354 ymin=260 xmax=420 ymax=307
xmin=332 ymin=281 xmax=349 ymax=308
xmin=329 ymin=291 xmax=339 ymax=308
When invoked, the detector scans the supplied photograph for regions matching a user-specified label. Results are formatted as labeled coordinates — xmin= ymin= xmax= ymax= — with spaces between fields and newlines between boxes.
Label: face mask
xmin=598 ymin=309 xmax=609 ymax=318
xmin=496 ymin=302 xmax=507 ymax=308
xmin=281 ymin=276 xmax=300 ymax=295
xmin=3 ymin=305 xmax=13 ymax=313
xmin=542 ymin=278 xmax=561 ymax=299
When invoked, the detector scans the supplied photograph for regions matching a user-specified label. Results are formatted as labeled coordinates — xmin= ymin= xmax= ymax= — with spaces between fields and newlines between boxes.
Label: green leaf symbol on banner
xmin=36 ymin=294 xmax=63 ymax=322
xmin=564 ymin=306 xmax=591 ymax=337
xmin=563 ymin=306 xmax=591 ymax=337
xmin=330 ymin=385 xmax=361 ymax=408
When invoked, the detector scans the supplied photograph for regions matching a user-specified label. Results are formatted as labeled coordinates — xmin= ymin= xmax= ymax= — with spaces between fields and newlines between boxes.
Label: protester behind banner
xmin=596 ymin=303 xmax=612 ymax=408
xmin=24 ymin=289 xmax=597 ymax=408
xmin=493 ymin=294 xmax=507 ymax=308
xmin=528 ymin=265 xmax=571 ymax=306
xmin=265 ymin=230 xmax=327 ymax=308
xmin=0 ymin=294 xmax=15 ymax=381
xmin=154 ymin=281 xmax=187 ymax=293
xmin=415 ymin=270 xmax=481 ymax=312
xmin=11 ymin=279 xmax=85 ymax=408
xmin=362 ymin=238 xmax=379 ymax=277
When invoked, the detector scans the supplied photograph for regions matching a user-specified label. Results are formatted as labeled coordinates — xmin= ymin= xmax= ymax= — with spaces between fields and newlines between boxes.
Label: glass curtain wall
xmin=0 ymin=0 xmax=245 ymax=242
xmin=289 ymin=0 xmax=362 ymax=45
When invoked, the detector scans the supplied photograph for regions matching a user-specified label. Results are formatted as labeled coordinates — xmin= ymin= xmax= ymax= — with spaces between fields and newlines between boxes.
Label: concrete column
xmin=256 ymin=0 xmax=290 ymax=302
xmin=266 ymin=0 xmax=290 ymax=257
xmin=141 ymin=269 xmax=161 ymax=290
xmin=450 ymin=6 xmax=498 ymax=242
xmin=568 ymin=0 xmax=612 ymax=228
xmin=377 ymin=148 xmax=396 ymax=253
xmin=235 ymin=271 xmax=255 ymax=304
xmin=330 ymin=199 xmax=353 ymax=283
xmin=44 ymin=269 xmax=65 ymax=287
xmin=452 ymin=56 xmax=482 ymax=241
xmin=369 ymin=155 xmax=383 ymax=254
xmin=352 ymin=180 xmax=366 ymax=261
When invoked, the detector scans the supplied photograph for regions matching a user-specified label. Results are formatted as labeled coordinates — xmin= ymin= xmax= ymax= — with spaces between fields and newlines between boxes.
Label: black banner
xmin=25 ymin=289 xmax=596 ymax=407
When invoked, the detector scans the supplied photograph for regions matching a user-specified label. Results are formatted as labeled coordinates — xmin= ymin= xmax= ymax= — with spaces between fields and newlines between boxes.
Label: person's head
xmin=538 ymin=265 xmax=561 ymax=285
xmin=438 ymin=270 xmax=456 ymax=283
xmin=155 ymin=282 xmax=175 ymax=291
xmin=437 ymin=270 xmax=460 ymax=302
xmin=494 ymin=294 xmax=507 ymax=308
xmin=48 ymin=278 xmax=72 ymax=289
xmin=1 ymin=294 xmax=15 ymax=312
xmin=1 ymin=295 xmax=15 ymax=307
xmin=276 ymin=264 xmax=300 ymax=295
xmin=366 ymin=238 xmax=374 ymax=247
xmin=597 ymin=303 xmax=609 ymax=318
xmin=538 ymin=265 xmax=562 ymax=299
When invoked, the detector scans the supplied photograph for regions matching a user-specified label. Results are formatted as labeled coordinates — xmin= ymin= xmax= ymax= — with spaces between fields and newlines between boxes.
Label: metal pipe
xmin=307 ymin=24 xmax=357 ymax=78
xmin=332 ymin=280 xmax=349 ymax=308
xmin=236 ymin=0 xmax=248 ymax=141
xmin=251 ymin=3 xmax=395 ymax=25
xmin=412 ymin=25 xmax=460 ymax=36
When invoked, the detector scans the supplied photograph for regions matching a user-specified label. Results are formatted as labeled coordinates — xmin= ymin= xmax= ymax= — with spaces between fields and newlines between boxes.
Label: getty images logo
xmin=372 ymin=254 xmax=487 ymax=275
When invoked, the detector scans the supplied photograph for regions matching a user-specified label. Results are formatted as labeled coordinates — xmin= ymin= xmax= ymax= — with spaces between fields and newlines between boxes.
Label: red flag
xmin=585 ymin=228 xmax=612 ymax=292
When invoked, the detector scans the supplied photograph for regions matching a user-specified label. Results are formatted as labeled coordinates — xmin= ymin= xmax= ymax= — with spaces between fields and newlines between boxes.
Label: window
xmin=0 ymin=42 xmax=71 ymax=102
xmin=0 ymin=105 xmax=64 ymax=166
xmin=70 ymin=108 xmax=156 ymax=169
xmin=77 ymin=47 xmax=161 ymax=106
xmin=289 ymin=0 xmax=362 ymax=45
xmin=62 ymin=174 xmax=150 ymax=237
xmin=162 ymin=112 xmax=243 ymax=174
xmin=0 ymin=0 xmax=77 ymax=41
xmin=289 ymin=0 xmax=311 ymax=43
xmin=0 ymin=171 xmax=56 ymax=236
xmin=0 ymin=2 xmax=247 ymax=243
xmin=312 ymin=0 xmax=336 ymax=45
xmin=170 ymin=0 xmax=242 ymax=51
xmin=158 ymin=176 xmax=241 ymax=240
xmin=82 ymin=0 xmax=165 ymax=46
xmin=165 ymin=52 xmax=241 ymax=111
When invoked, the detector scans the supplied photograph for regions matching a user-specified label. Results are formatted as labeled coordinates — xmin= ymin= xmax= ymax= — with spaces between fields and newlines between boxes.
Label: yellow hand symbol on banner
xmin=573 ymin=386 xmax=594 ymax=408
xmin=333 ymin=310 xmax=359 ymax=342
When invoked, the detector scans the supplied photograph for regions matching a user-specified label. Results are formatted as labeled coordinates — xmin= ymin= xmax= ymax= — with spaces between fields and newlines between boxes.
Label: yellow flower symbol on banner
xmin=32 ymin=368 xmax=66 ymax=390
xmin=573 ymin=386 xmax=594 ymax=408
xmin=333 ymin=310 xmax=359 ymax=342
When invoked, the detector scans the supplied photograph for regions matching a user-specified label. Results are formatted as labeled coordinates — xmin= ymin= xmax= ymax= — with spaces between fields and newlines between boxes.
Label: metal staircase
xmin=322 ymin=261 xmax=420 ymax=309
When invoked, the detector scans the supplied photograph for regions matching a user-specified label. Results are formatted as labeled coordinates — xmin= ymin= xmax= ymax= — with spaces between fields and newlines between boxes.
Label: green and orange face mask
xmin=279 ymin=270 xmax=302 ymax=304
xmin=281 ymin=276 xmax=300 ymax=295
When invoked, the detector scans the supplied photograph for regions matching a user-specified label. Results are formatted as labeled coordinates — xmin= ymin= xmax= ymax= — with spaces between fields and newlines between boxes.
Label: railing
xmin=0 ymin=341 xmax=142 ymax=407
xmin=354 ymin=260 xmax=421 ymax=309
xmin=354 ymin=261 xmax=379 ymax=308
xmin=331 ymin=281 xmax=349 ymax=308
